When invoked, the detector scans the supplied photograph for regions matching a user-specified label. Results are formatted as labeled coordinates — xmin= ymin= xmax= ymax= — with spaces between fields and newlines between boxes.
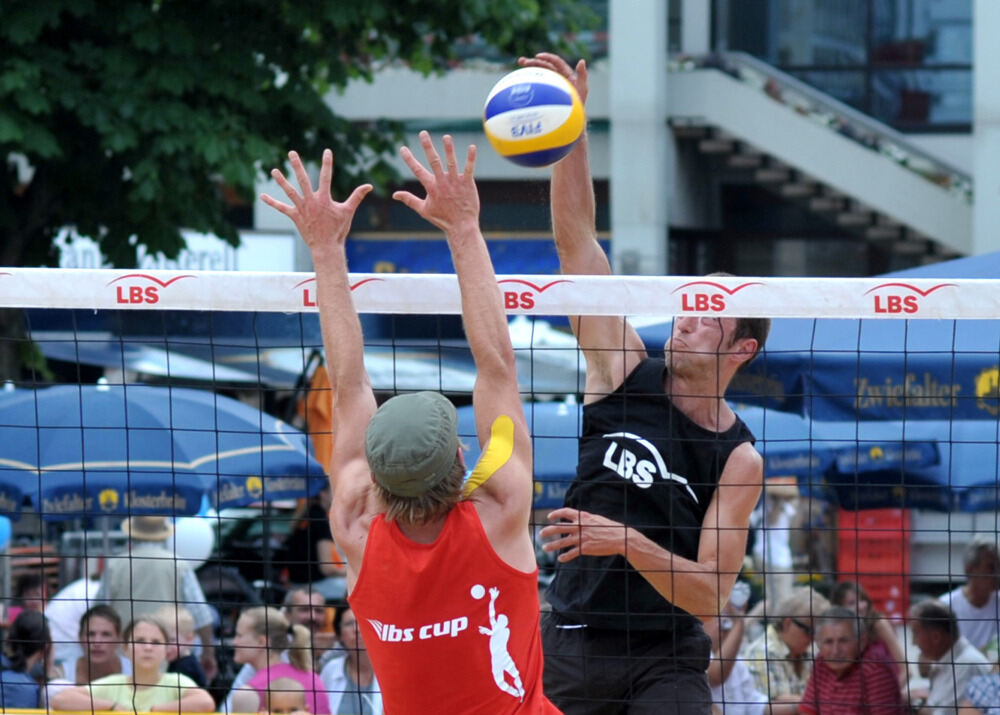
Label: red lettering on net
xmin=293 ymin=276 xmax=384 ymax=307
xmin=671 ymin=280 xmax=765 ymax=313
xmin=106 ymin=274 xmax=195 ymax=306
xmin=497 ymin=278 xmax=571 ymax=312
xmin=864 ymin=282 xmax=957 ymax=315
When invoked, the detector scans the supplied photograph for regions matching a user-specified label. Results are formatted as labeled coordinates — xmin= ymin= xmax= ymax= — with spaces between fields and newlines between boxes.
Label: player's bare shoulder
xmin=720 ymin=441 xmax=764 ymax=487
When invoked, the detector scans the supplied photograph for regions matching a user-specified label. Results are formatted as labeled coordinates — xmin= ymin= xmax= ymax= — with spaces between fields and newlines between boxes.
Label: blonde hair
xmin=151 ymin=604 xmax=196 ymax=644
xmin=240 ymin=606 xmax=311 ymax=672
xmin=774 ymin=586 xmax=830 ymax=622
xmin=265 ymin=677 xmax=306 ymax=713
xmin=374 ymin=456 xmax=466 ymax=525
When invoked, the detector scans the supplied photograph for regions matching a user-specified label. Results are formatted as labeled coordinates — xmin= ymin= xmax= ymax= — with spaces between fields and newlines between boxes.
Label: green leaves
xmin=0 ymin=0 xmax=597 ymax=267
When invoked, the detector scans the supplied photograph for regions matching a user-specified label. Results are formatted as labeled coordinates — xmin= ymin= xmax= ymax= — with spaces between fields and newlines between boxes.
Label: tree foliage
xmin=0 ymin=0 xmax=596 ymax=268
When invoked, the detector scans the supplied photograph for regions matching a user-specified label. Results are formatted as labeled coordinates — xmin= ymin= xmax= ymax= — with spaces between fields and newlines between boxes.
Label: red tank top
xmin=349 ymin=501 xmax=560 ymax=714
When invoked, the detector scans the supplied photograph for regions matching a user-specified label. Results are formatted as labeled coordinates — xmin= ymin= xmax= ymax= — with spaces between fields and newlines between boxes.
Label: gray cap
xmin=365 ymin=391 xmax=460 ymax=498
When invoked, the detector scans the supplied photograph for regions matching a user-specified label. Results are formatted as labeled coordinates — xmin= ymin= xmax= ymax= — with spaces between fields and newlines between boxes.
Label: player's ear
xmin=731 ymin=337 xmax=758 ymax=366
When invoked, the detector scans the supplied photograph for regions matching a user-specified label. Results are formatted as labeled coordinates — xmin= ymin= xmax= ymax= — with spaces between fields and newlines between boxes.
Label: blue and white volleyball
xmin=483 ymin=67 xmax=585 ymax=168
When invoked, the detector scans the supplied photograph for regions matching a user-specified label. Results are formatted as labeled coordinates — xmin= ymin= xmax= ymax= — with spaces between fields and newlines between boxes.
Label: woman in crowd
xmin=60 ymin=604 xmax=131 ymax=684
xmin=51 ymin=616 xmax=214 ymax=712
xmin=829 ymin=580 xmax=907 ymax=686
xmin=6 ymin=572 xmax=48 ymax=624
xmin=0 ymin=610 xmax=52 ymax=709
xmin=320 ymin=605 xmax=382 ymax=714
xmin=228 ymin=606 xmax=331 ymax=714
xmin=742 ymin=587 xmax=830 ymax=705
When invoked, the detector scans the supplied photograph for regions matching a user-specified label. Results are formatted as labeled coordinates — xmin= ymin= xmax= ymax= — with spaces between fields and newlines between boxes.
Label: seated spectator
xmin=907 ymin=599 xmax=992 ymax=715
xmin=44 ymin=567 xmax=101 ymax=665
xmin=7 ymin=572 xmax=48 ymax=623
xmin=319 ymin=605 xmax=382 ymax=714
xmin=227 ymin=606 xmax=331 ymax=714
xmin=799 ymin=606 xmax=903 ymax=714
xmin=958 ymin=672 xmax=1000 ymax=715
xmin=742 ymin=587 xmax=830 ymax=703
xmin=283 ymin=586 xmax=337 ymax=670
xmin=830 ymin=580 xmax=906 ymax=686
xmin=707 ymin=587 xmax=770 ymax=715
xmin=262 ymin=676 xmax=308 ymax=715
xmin=941 ymin=540 xmax=1000 ymax=654
xmin=51 ymin=616 xmax=214 ymax=712
xmin=153 ymin=604 xmax=207 ymax=687
xmin=61 ymin=604 xmax=131 ymax=684
xmin=0 ymin=610 xmax=51 ymax=709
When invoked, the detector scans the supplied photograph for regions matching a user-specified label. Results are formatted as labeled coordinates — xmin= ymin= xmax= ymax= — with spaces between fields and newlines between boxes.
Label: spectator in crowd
xmin=958 ymin=672 xmax=1000 ymax=715
xmin=829 ymin=580 xmax=906 ymax=685
xmin=752 ymin=481 xmax=799 ymax=609
xmin=61 ymin=604 xmax=131 ymax=684
xmin=44 ymin=564 xmax=101 ymax=665
xmin=742 ymin=587 xmax=829 ymax=705
xmin=153 ymin=604 xmax=206 ymax=687
xmin=941 ymin=540 xmax=1000 ymax=654
xmin=227 ymin=606 xmax=330 ymax=715
xmin=799 ymin=606 xmax=902 ymax=714
xmin=907 ymin=599 xmax=992 ymax=715
xmin=280 ymin=486 xmax=346 ymax=601
xmin=282 ymin=586 xmax=336 ymax=668
xmin=707 ymin=583 xmax=771 ymax=715
xmin=282 ymin=587 xmax=327 ymax=635
xmin=0 ymin=610 xmax=52 ymax=709
xmin=263 ymin=677 xmax=308 ymax=715
xmin=7 ymin=572 xmax=48 ymax=623
xmin=320 ymin=604 xmax=382 ymax=714
xmin=98 ymin=516 xmax=218 ymax=681
xmin=51 ymin=616 xmax=214 ymax=712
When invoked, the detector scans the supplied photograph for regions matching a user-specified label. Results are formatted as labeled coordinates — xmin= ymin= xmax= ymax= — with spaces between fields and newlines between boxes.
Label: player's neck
xmin=397 ymin=513 xmax=448 ymax=544
xmin=665 ymin=373 xmax=734 ymax=432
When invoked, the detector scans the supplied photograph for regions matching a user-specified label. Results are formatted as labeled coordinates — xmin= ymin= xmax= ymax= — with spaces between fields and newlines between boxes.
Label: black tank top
xmin=546 ymin=357 xmax=755 ymax=632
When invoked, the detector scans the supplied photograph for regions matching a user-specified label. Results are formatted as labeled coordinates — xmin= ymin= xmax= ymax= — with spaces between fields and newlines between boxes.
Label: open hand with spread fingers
xmin=260 ymin=149 xmax=372 ymax=254
xmin=392 ymin=131 xmax=480 ymax=235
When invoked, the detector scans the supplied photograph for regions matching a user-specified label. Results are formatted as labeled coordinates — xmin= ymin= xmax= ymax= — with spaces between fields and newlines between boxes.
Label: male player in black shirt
xmin=520 ymin=53 xmax=770 ymax=715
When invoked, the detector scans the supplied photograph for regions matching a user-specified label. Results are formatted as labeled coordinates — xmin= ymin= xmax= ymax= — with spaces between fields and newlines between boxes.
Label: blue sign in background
xmin=346 ymin=236 xmax=610 ymax=276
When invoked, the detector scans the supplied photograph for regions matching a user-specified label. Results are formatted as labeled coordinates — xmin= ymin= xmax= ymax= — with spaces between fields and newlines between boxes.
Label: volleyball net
xmin=0 ymin=267 xmax=998 ymax=701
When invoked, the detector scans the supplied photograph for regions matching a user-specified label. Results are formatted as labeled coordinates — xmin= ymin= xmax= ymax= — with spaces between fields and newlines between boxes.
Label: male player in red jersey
xmin=262 ymin=132 xmax=560 ymax=715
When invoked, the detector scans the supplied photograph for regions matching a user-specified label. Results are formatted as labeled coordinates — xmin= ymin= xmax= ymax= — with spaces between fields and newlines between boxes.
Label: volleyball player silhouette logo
xmin=474 ymin=585 xmax=525 ymax=702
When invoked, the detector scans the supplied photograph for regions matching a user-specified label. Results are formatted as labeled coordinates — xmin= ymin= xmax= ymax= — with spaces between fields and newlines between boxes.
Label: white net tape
xmin=3 ymin=268 xmax=1000 ymax=318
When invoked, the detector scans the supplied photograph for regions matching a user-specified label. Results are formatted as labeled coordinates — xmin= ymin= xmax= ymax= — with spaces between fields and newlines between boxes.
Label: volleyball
xmin=482 ymin=67 xmax=585 ymax=168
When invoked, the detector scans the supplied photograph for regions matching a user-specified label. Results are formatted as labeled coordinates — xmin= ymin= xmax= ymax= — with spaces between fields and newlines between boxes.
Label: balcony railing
xmin=670 ymin=51 xmax=973 ymax=204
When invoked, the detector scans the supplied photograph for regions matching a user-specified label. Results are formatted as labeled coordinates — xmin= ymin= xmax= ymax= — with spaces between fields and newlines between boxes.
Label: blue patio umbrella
xmin=637 ymin=251 xmax=1000 ymax=422
xmin=0 ymin=384 xmax=325 ymax=519
xmin=637 ymin=317 xmax=1000 ymax=422
xmin=806 ymin=418 xmax=999 ymax=512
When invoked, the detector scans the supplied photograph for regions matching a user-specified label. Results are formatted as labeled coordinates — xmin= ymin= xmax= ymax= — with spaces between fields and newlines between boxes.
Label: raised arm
xmin=393 ymin=132 xmax=534 ymax=571
xmin=260 ymin=150 xmax=376 ymax=578
xmin=518 ymin=53 xmax=646 ymax=400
